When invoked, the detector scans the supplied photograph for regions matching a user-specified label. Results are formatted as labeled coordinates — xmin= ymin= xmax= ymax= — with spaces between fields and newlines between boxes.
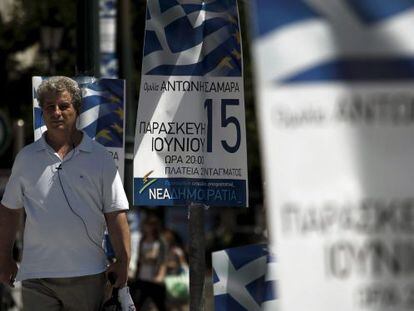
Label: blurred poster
xmin=133 ymin=0 xmax=248 ymax=207
xmin=212 ymin=244 xmax=277 ymax=310
xmin=99 ymin=0 xmax=118 ymax=78
xmin=32 ymin=77 xmax=126 ymax=180
xmin=250 ymin=1 xmax=414 ymax=310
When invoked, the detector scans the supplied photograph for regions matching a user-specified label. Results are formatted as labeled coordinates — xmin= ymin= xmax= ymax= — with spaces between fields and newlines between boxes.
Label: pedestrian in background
xmin=131 ymin=214 xmax=167 ymax=311
xmin=0 ymin=76 xmax=131 ymax=311
xmin=163 ymin=229 xmax=189 ymax=311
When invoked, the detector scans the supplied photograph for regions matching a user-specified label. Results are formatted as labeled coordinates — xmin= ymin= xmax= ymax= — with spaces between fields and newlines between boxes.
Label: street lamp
xmin=40 ymin=20 xmax=63 ymax=75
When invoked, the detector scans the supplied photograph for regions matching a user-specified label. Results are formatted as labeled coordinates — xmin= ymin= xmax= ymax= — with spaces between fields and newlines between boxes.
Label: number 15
xmin=204 ymin=98 xmax=241 ymax=153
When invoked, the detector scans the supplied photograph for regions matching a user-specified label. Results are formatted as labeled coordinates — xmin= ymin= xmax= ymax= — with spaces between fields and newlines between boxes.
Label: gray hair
xmin=37 ymin=76 xmax=82 ymax=114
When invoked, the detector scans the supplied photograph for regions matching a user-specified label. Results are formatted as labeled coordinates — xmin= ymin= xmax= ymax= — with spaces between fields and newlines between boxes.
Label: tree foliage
xmin=0 ymin=0 xmax=76 ymax=167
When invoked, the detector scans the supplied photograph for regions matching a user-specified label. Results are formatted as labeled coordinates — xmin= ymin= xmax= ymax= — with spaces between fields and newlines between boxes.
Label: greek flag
xmin=143 ymin=0 xmax=242 ymax=77
xmin=212 ymin=244 xmax=277 ymax=311
xmin=33 ymin=77 xmax=124 ymax=148
xmin=251 ymin=0 xmax=414 ymax=84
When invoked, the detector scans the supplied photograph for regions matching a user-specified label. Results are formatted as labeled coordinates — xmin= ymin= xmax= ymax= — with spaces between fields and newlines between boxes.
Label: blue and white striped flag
xmin=32 ymin=76 xmax=125 ymax=179
xmin=213 ymin=244 xmax=277 ymax=311
xmin=142 ymin=0 xmax=242 ymax=77
xmin=251 ymin=0 xmax=414 ymax=84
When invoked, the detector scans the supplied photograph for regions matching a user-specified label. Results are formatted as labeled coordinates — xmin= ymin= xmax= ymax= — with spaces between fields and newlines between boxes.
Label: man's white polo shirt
xmin=1 ymin=132 xmax=129 ymax=281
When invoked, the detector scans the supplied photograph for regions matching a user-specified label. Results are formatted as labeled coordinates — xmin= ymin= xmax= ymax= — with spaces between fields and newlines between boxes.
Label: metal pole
xmin=118 ymin=0 xmax=135 ymax=201
xmin=13 ymin=119 xmax=26 ymax=263
xmin=189 ymin=203 xmax=206 ymax=311
xmin=76 ymin=0 xmax=100 ymax=76
xmin=12 ymin=119 xmax=25 ymax=158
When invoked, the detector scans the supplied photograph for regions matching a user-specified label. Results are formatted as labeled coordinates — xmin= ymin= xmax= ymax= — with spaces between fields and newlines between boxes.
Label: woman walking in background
xmin=132 ymin=215 xmax=167 ymax=311
xmin=163 ymin=229 xmax=189 ymax=311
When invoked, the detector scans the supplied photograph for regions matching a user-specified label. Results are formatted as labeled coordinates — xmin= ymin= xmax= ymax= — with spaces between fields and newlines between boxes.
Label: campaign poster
xmin=251 ymin=1 xmax=414 ymax=310
xmin=32 ymin=76 xmax=126 ymax=180
xmin=133 ymin=0 xmax=248 ymax=207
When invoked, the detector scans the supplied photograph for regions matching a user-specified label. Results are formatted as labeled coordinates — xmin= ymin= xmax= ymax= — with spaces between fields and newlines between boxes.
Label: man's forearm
xmin=0 ymin=204 xmax=20 ymax=259
xmin=104 ymin=211 xmax=131 ymax=264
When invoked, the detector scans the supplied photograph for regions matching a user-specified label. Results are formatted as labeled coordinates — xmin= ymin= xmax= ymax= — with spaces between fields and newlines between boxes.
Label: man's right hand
xmin=0 ymin=256 xmax=18 ymax=287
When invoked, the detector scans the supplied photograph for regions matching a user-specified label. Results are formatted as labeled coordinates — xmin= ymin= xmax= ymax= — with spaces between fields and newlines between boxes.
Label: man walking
xmin=0 ymin=76 xmax=131 ymax=310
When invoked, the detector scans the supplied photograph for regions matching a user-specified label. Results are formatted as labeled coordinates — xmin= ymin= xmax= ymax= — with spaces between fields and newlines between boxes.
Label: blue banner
xmin=99 ymin=0 xmax=118 ymax=77
xmin=134 ymin=177 xmax=246 ymax=206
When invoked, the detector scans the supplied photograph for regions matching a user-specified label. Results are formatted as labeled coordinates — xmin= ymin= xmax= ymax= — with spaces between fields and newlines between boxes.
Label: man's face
xmin=42 ymin=91 xmax=78 ymax=132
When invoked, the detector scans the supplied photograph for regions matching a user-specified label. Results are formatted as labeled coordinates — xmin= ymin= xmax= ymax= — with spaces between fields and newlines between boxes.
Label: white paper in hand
xmin=118 ymin=286 xmax=136 ymax=311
